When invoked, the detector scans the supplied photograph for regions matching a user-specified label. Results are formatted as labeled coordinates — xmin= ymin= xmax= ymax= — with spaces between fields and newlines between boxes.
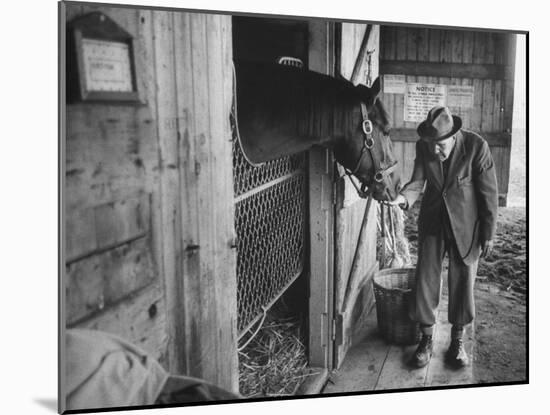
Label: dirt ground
xmin=403 ymin=203 xmax=527 ymax=384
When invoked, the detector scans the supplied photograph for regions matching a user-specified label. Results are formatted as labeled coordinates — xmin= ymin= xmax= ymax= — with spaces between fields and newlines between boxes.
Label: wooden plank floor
xmin=323 ymin=287 xmax=475 ymax=394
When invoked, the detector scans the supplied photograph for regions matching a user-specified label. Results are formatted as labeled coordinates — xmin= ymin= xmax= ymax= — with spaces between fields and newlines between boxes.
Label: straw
xmin=238 ymin=302 xmax=313 ymax=398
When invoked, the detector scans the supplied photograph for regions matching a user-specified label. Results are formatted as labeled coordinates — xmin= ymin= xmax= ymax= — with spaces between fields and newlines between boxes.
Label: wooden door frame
xmin=307 ymin=20 xmax=336 ymax=371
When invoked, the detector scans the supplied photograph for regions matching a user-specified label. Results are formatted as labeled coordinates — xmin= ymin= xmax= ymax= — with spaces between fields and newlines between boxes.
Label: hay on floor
xmin=238 ymin=303 xmax=310 ymax=398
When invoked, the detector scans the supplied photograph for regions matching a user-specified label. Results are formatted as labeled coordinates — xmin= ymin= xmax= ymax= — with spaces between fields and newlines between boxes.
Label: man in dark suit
xmin=389 ymin=106 xmax=498 ymax=368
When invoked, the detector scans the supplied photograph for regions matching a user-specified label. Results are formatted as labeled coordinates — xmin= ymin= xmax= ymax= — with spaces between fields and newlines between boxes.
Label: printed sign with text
xmin=405 ymin=83 xmax=447 ymax=122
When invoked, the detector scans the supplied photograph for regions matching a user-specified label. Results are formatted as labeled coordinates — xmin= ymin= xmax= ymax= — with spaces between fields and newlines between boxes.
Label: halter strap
xmin=344 ymin=102 xmax=398 ymax=198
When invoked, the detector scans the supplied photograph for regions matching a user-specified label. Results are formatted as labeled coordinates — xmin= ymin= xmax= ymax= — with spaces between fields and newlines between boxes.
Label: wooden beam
xmin=350 ymin=25 xmax=373 ymax=85
xmin=380 ymin=60 xmax=505 ymax=80
xmin=308 ymin=20 xmax=335 ymax=370
xmin=390 ymin=128 xmax=511 ymax=147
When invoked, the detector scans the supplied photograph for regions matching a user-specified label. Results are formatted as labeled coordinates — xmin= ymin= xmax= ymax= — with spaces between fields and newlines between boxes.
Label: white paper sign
xmin=405 ymin=83 xmax=447 ymax=122
xmin=447 ymin=85 xmax=475 ymax=108
xmin=82 ymin=38 xmax=133 ymax=92
xmin=383 ymin=74 xmax=406 ymax=94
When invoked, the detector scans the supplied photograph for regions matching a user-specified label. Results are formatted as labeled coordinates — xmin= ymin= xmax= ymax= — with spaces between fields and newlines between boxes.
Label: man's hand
xmin=480 ymin=239 xmax=494 ymax=259
xmin=384 ymin=194 xmax=407 ymax=208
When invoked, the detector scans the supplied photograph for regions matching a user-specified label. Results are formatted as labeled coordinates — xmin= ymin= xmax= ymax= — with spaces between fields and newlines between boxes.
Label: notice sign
xmin=82 ymin=38 xmax=133 ymax=92
xmin=405 ymin=83 xmax=447 ymax=122
xmin=447 ymin=85 xmax=475 ymax=108
xmin=383 ymin=74 xmax=406 ymax=94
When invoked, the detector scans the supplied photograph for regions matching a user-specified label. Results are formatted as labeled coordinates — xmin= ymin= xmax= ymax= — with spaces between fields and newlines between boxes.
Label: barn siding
xmin=380 ymin=27 xmax=515 ymax=204
xmin=64 ymin=4 xmax=237 ymax=391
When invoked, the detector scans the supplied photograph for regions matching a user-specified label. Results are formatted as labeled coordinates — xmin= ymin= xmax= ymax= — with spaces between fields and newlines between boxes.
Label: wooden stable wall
xmin=64 ymin=4 xmax=238 ymax=391
xmin=379 ymin=27 xmax=515 ymax=205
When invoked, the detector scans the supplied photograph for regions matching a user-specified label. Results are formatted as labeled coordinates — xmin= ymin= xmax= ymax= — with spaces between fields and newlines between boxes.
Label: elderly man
xmin=389 ymin=106 xmax=498 ymax=369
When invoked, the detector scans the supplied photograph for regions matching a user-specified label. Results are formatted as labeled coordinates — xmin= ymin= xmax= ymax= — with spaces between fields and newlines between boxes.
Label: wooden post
xmin=308 ymin=19 xmax=335 ymax=369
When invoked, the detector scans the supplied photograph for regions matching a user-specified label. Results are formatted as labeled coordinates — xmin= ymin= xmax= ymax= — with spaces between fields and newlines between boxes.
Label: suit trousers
xmin=409 ymin=230 xmax=478 ymax=333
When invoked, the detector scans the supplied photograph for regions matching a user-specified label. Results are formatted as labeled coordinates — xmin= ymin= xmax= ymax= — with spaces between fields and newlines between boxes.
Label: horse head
xmin=233 ymin=62 xmax=401 ymax=201
xmin=331 ymin=78 xmax=401 ymax=202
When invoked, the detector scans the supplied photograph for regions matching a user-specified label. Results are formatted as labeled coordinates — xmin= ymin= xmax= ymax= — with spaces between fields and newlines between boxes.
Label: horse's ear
xmin=371 ymin=77 xmax=381 ymax=100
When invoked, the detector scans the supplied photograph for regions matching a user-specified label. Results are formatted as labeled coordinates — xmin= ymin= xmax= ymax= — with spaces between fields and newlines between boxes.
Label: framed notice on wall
xmin=404 ymin=83 xmax=447 ymax=122
xmin=68 ymin=11 xmax=140 ymax=102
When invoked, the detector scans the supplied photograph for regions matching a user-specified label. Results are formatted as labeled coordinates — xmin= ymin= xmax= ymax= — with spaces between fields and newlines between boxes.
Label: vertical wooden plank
xmin=417 ymin=28 xmax=429 ymax=62
xmin=394 ymin=80 xmax=405 ymax=129
xmin=308 ymin=20 xmax=335 ymax=370
xmin=448 ymin=77 xmax=462 ymax=120
xmin=152 ymin=9 xmax=183 ymax=374
xmin=205 ymin=12 xmax=224 ymax=387
xmin=489 ymin=147 xmax=506 ymax=195
xmin=493 ymin=33 xmax=506 ymax=65
xmin=334 ymin=205 xmax=347 ymax=311
xmin=460 ymin=78 xmax=474 ymax=129
xmin=395 ymin=26 xmax=408 ymax=60
xmin=503 ymin=34 xmax=517 ymax=133
xmin=439 ymin=30 xmax=453 ymax=63
xmin=137 ymin=6 xmax=170 ymax=366
xmin=481 ymin=79 xmax=495 ymax=132
xmin=381 ymin=25 xmax=396 ymax=61
xmin=404 ymin=75 xmax=417 ymax=129
xmin=171 ymin=11 xmax=238 ymax=391
xmin=471 ymin=78 xmax=484 ymax=133
xmin=172 ymin=9 xmax=199 ymax=377
xmin=500 ymin=147 xmax=511 ymax=196
xmin=428 ymin=29 xmax=441 ymax=62
xmin=403 ymin=142 xmax=416 ymax=181
xmin=501 ymin=33 xmax=516 ymax=206
xmin=393 ymin=26 xmax=408 ymax=130
xmin=207 ymin=13 xmax=238 ymax=391
xmin=407 ymin=28 xmax=418 ymax=61
xmin=485 ymin=32 xmax=496 ymax=64
xmin=172 ymin=11 xmax=198 ymax=379
xmin=472 ymin=31 xmax=486 ymax=64
xmin=369 ymin=25 xmax=380 ymax=84
xmin=188 ymin=12 xmax=214 ymax=382
xmin=462 ymin=31 xmax=474 ymax=64
xmin=493 ymin=80 xmax=503 ymax=132
xmin=451 ymin=30 xmax=464 ymax=63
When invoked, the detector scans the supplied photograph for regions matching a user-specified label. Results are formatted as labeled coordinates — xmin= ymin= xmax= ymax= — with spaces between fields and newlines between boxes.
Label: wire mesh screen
xmin=232 ymin=136 xmax=307 ymax=334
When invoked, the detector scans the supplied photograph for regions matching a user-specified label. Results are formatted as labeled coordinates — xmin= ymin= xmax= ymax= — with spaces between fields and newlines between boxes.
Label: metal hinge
xmin=332 ymin=314 xmax=344 ymax=346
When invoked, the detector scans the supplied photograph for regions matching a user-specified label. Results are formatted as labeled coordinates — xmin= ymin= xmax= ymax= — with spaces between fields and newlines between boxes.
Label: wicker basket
xmin=372 ymin=267 xmax=421 ymax=345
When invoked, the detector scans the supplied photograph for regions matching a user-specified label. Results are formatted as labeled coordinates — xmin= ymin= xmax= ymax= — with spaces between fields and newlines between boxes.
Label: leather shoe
xmin=410 ymin=335 xmax=433 ymax=368
xmin=445 ymin=338 xmax=469 ymax=368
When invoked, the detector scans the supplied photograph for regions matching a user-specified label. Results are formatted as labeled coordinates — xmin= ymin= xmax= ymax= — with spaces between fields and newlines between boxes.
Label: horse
xmin=232 ymin=61 xmax=401 ymax=202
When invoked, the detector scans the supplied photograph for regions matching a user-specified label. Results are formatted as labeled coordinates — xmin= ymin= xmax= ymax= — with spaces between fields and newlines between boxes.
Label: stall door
xmin=232 ymin=17 xmax=309 ymax=337
xmin=332 ymin=23 xmax=381 ymax=368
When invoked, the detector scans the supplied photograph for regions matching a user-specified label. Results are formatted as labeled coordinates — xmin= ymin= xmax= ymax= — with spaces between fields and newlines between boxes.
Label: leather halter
xmin=345 ymin=102 xmax=398 ymax=198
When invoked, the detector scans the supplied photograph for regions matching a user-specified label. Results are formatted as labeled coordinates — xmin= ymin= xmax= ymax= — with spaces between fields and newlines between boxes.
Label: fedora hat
xmin=417 ymin=106 xmax=462 ymax=141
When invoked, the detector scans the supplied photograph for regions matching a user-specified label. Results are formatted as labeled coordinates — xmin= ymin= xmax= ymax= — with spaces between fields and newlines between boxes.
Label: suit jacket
xmin=401 ymin=129 xmax=498 ymax=265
